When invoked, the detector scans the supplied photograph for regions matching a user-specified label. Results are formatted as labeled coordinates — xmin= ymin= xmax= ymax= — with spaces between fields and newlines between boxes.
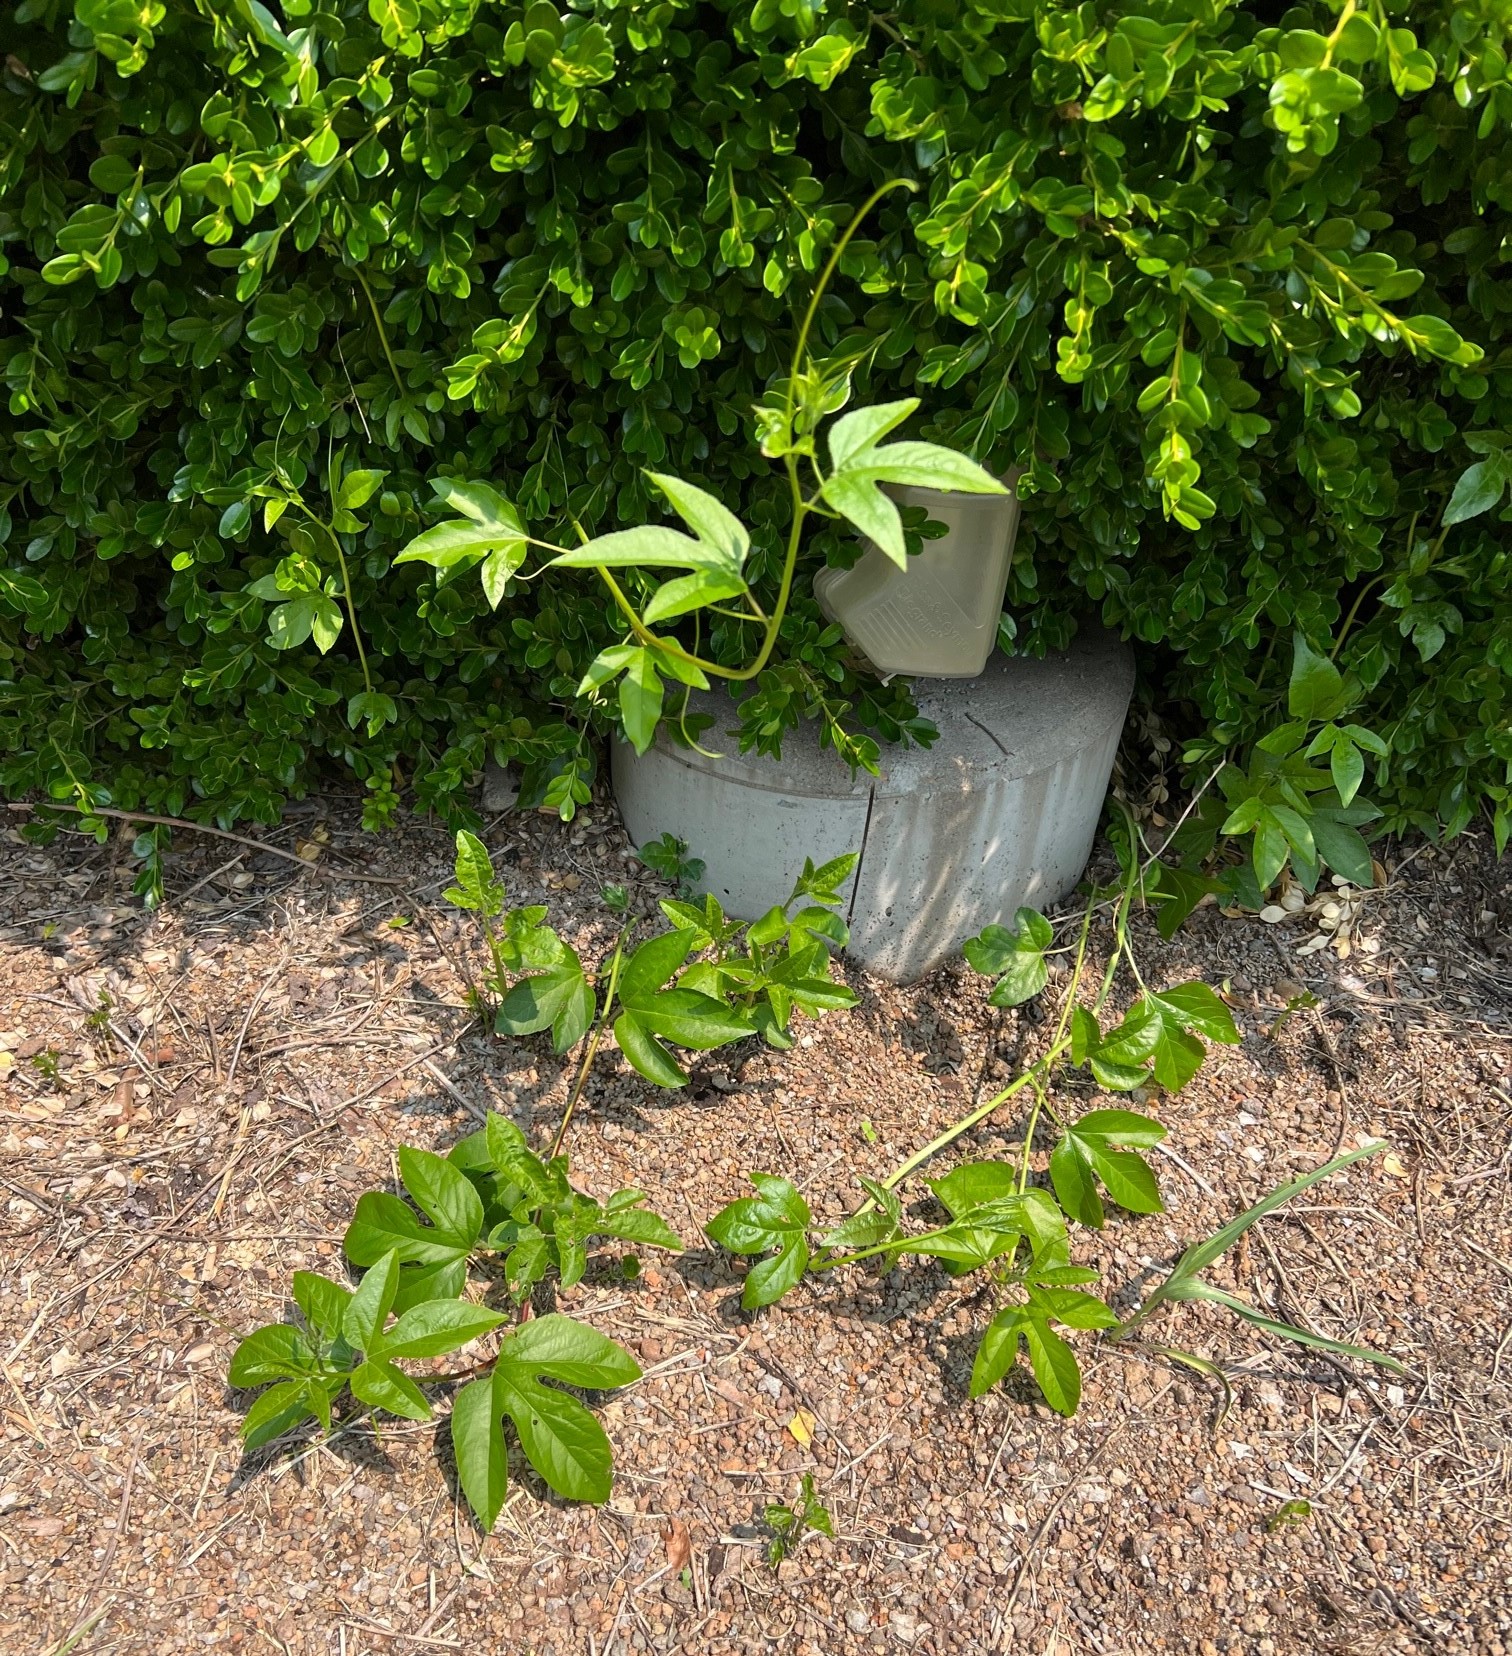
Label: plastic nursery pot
xmin=813 ymin=477 xmax=1023 ymax=681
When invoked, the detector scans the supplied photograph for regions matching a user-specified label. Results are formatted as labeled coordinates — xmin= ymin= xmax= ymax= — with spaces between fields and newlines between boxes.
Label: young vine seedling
xmin=706 ymin=815 xmax=1403 ymax=1414
xmin=229 ymin=831 xmax=862 ymax=1524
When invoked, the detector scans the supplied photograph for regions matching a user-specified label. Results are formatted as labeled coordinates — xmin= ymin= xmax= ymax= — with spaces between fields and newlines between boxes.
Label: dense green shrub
xmin=1 ymin=0 xmax=1509 ymax=846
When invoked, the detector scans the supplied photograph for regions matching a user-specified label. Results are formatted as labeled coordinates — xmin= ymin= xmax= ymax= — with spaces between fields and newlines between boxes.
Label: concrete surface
xmin=612 ymin=630 xmax=1135 ymax=983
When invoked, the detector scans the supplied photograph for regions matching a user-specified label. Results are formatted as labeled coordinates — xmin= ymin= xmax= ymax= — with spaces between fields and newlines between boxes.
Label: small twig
xmin=277 ymin=1036 xmax=475 ymax=1156
xmin=170 ymin=851 xmax=247 ymax=907
xmin=204 ymin=1010 xmax=224 ymax=1083
xmin=1151 ymin=1139 xmax=1220 ymax=1199
xmin=1465 ymin=1238 xmax=1512 ymax=1281
xmin=104 ymin=1019 xmax=165 ymax=1093
xmin=43 ymin=1600 xmax=115 ymax=1656
xmin=1138 ymin=762 xmax=1225 ymax=880
xmin=3 ymin=801 xmax=406 ymax=885
xmin=227 ymin=957 xmax=287 ymax=1086
xmin=1310 ymin=1007 xmax=1353 ymax=1160
xmin=211 ymin=1102 xmax=254 ymax=1222
xmin=1000 ymin=1381 xmax=1174 ymax=1621
xmin=422 ymin=1057 xmax=488 ymax=1123
xmin=337 ymin=1620 xmax=461 ymax=1650
xmin=85 ymin=1435 xmax=142 ymax=1604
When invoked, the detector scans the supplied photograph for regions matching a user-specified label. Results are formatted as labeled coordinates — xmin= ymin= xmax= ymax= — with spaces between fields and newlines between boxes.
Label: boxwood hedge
xmin=1 ymin=0 xmax=1508 ymax=849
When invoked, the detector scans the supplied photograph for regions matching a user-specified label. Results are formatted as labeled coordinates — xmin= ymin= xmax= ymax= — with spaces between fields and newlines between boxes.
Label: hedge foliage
xmin=1 ymin=0 xmax=1509 ymax=845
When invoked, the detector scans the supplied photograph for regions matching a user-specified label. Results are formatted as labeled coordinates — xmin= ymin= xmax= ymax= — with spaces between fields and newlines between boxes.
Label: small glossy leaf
xmin=1309 ymin=811 xmax=1375 ymax=886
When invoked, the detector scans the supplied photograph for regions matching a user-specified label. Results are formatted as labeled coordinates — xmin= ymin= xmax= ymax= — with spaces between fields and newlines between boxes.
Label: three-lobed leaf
xmin=344 ymin=1147 xmax=484 ymax=1310
xmin=820 ymin=399 xmax=1009 ymax=566
xmin=446 ymin=829 xmax=504 ymax=917
xmin=705 ymin=1173 xmax=811 ymax=1308
xmin=970 ymin=1306 xmax=1079 ymax=1413
xmin=1049 ymin=1109 xmax=1167 ymax=1228
xmin=551 ymin=472 xmax=750 ymax=626
xmin=1089 ymin=982 xmax=1238 ymax=1093
xmin=395 ymin=481 xmax=527 ymax=608
xmin=963 ymin=908 xmax=1054 ymax=1007
xmin=496 ymin=936 xmax=595 ymax=1053
xmin=451 ymin=1314 xmax=642 ymax=1531
xmin=925 ymin=1164 xmax=1070 ymax=1272
xmin=612 ymin=929 xmax=754 ymax=1086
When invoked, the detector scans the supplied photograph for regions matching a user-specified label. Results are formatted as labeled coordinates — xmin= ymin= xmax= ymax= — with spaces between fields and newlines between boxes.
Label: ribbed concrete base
xmin=612 ymin=632 xmax=1134 ymax=983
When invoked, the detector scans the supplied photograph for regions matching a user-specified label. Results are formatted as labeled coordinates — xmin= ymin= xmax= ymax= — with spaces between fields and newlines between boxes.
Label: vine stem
xmin=869 ymin=819 xmax=1149 ymax=1203
xmin=352 ymin=263 xmax=403 ymax=394
xmin=789 ymin=178 xmax=917 ymax=387
xmin=875 ymin=1053 xmax=1068 ymax=1195
xmin=549 ymin=930 xmax=628 ymax=1159
xmin=1 ymin=801 xmax=407 ymax=884
xmin=291 ymin=501 xmax=375 ymax=696
xmin=1331 ymin=504 xmax=1459 ymax=661
xmin=327 ymin=528 xmax=375 ymax=696
xmin=809 ymin=1219 xmax=964 ymax=1274
xmin=581 ymin=177 xmax=918 ymax=687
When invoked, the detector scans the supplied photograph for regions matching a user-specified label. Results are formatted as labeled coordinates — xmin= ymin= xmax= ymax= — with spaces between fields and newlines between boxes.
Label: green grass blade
xmin=1176 ymin=1279 xmax=1405 ymax=1373
xmin=1152 ymin=1141 xmax=1386 ymax=1301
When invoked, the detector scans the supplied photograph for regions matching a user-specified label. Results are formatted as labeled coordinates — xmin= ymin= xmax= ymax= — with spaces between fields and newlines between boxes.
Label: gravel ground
xmin=1 ymin=796 xmax=1508 ymax=1656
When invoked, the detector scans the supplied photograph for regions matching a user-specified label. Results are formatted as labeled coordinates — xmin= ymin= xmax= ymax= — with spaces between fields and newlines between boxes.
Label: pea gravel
xmin=1 ymin=801 xmax=1508 ymax=1656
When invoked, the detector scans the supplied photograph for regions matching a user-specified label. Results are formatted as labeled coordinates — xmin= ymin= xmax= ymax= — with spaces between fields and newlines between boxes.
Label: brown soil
xmin=1 ymin=800 xmax=1508 ymax=1656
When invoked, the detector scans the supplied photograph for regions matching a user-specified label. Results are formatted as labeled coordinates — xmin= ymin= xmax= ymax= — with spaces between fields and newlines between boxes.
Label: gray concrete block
xmin=480 ymin=760 xmax=519 ymax=814
xmin=611 ymin=630 xmax=1135 ymax=983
